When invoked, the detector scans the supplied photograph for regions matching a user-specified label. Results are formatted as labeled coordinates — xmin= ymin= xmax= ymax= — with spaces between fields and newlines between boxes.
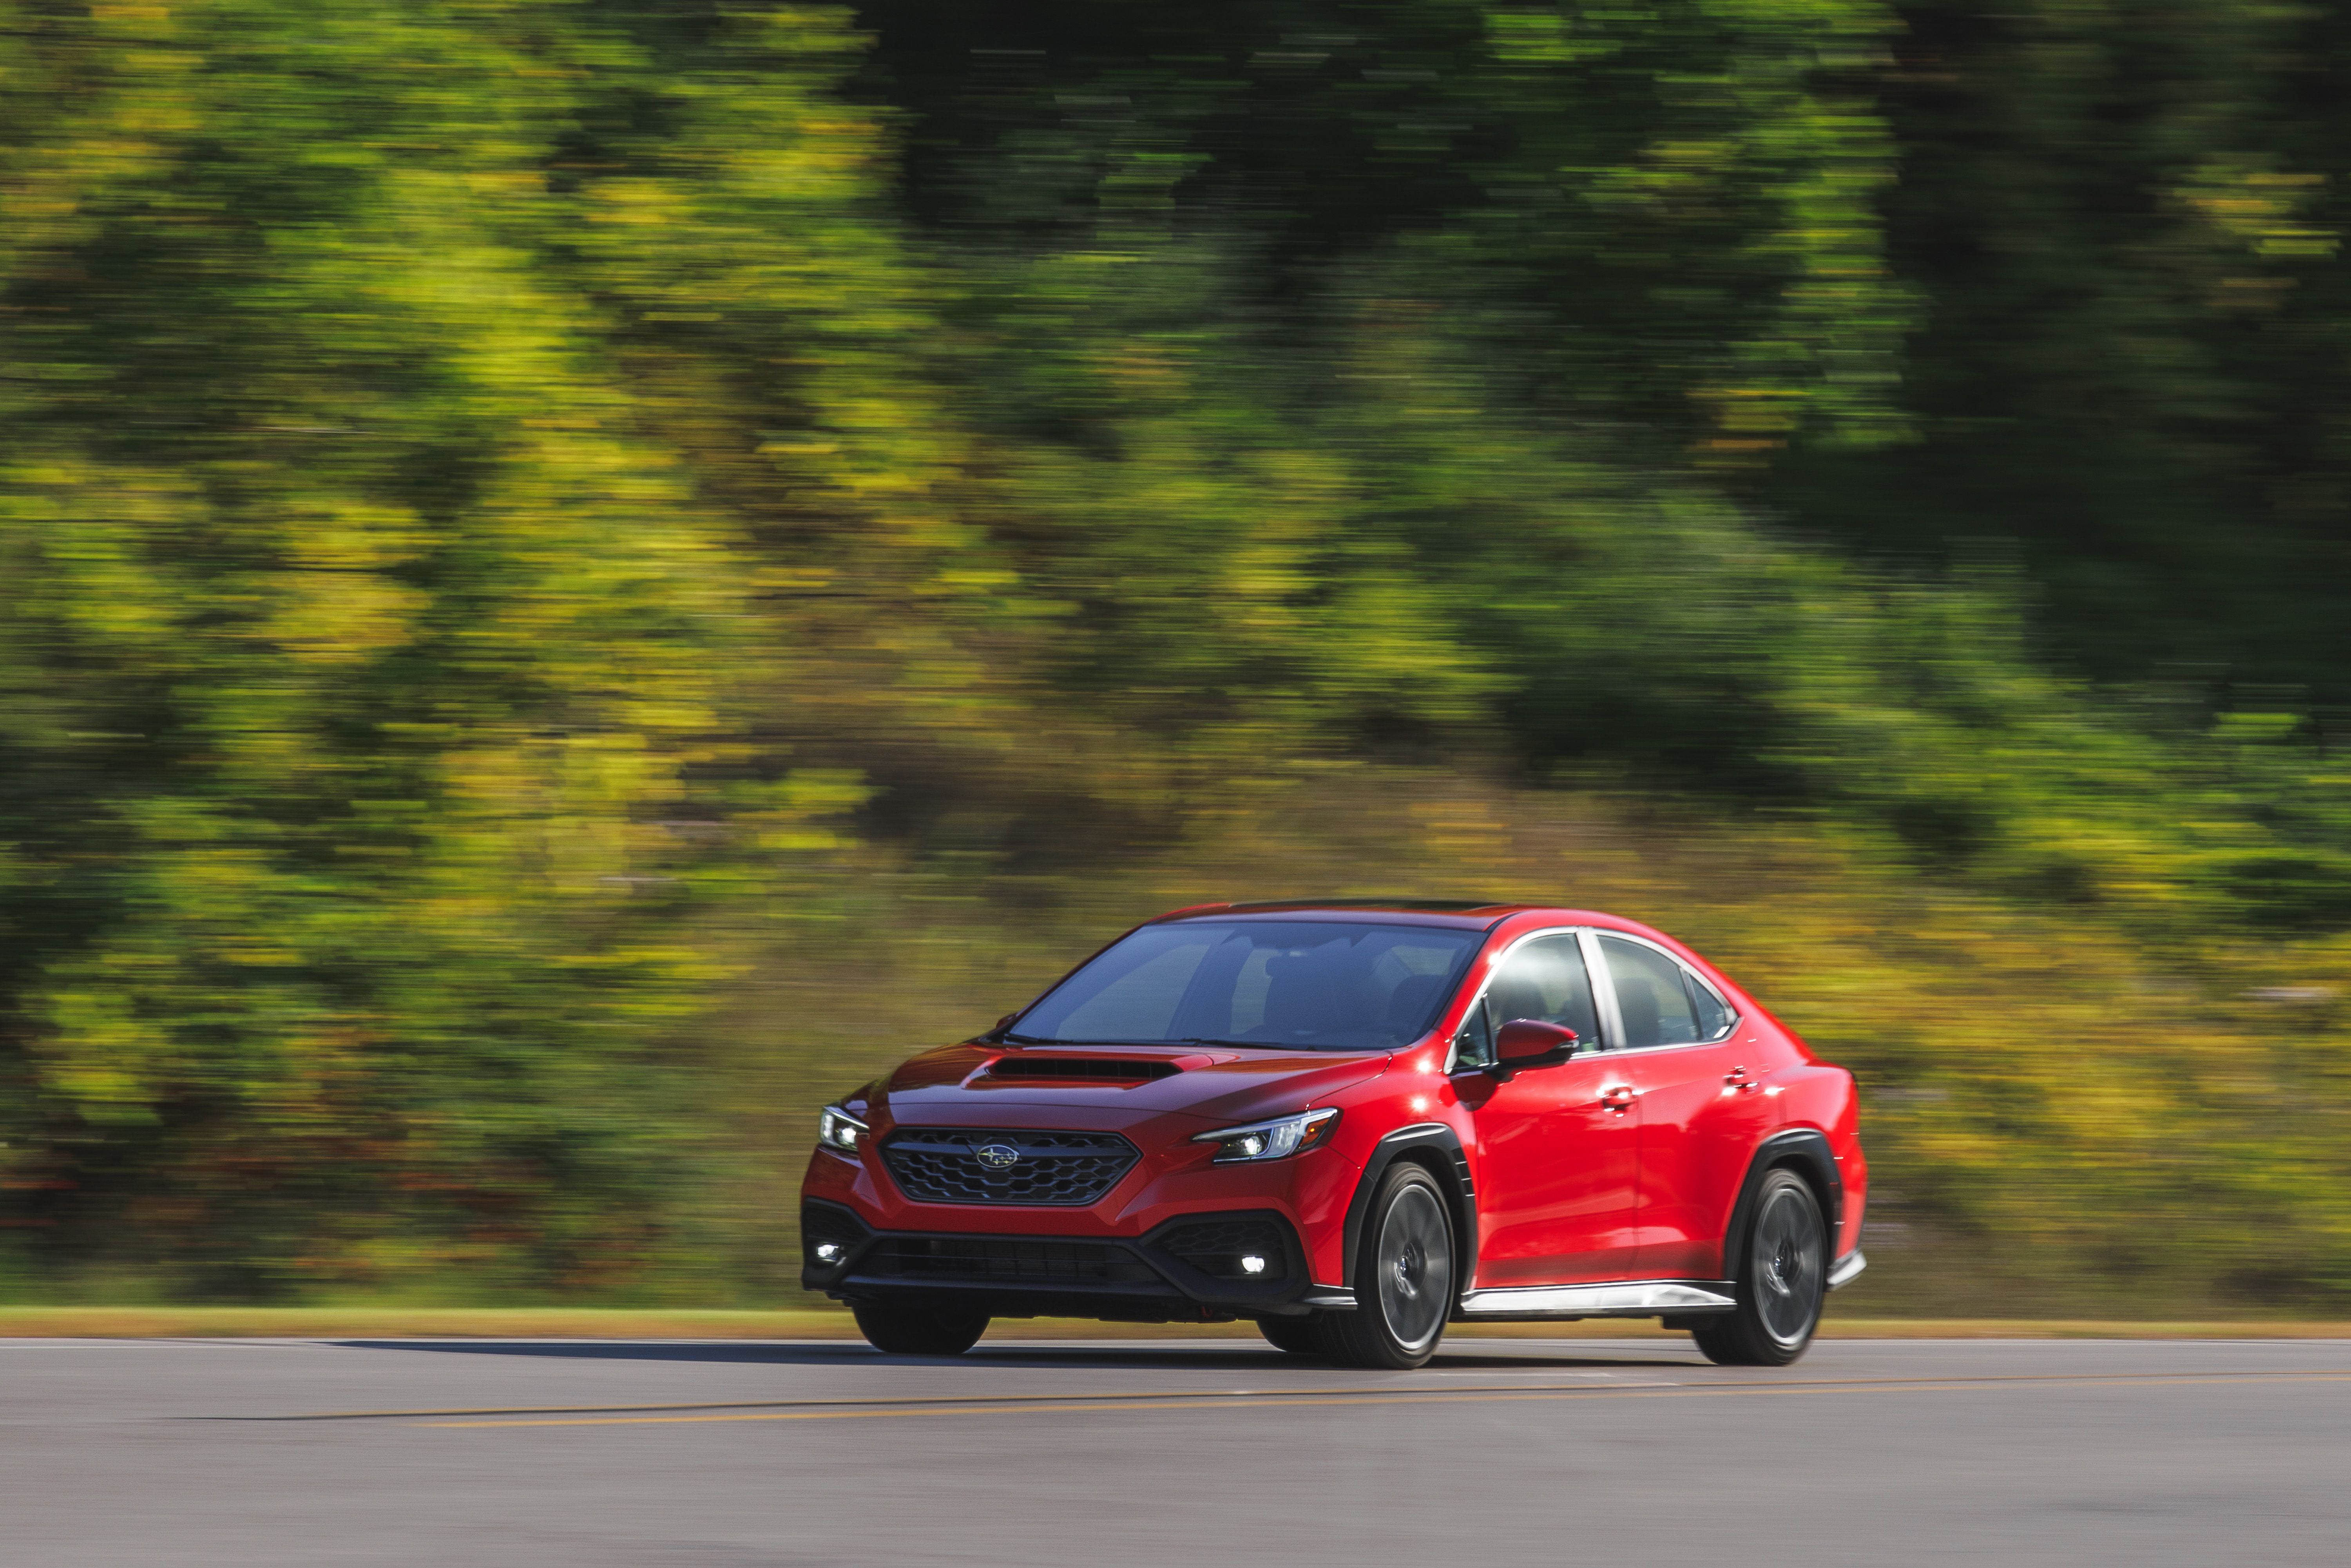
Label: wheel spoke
xmin=1752 ymin=1186 xmax=1823 ymax=1344
xmin=1377 ymin=1185 xmax=1451 ymax=1351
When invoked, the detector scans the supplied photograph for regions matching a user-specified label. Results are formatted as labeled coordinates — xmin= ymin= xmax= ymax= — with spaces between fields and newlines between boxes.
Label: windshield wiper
xmin=997 ymin=1033 xmax=1300 ymax=1050
xmin=1179 ymin=1037 xmax=1300 ymax=1050
xmin=998 ymin=1035 xmax=1203 ymax=1048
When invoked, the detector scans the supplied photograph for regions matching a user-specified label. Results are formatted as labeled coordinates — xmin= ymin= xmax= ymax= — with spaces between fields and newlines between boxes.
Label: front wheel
xmin=1323 ymin=1164 xmax=1454 ymax=1370
xmin=1693 ymin=1168 xmax=1826 ymax=1367
xmin=851 ymin=1298 xmax=990 ymax=1356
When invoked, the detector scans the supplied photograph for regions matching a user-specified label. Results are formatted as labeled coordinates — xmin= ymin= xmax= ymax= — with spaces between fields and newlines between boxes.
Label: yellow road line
xmin=218 ymin=1380 xmax=1670 ymax=1422
xmin=242 ymin=1365 xmax=2344 ymax=1423
xmin=418 ymin=1371 xmax=2351 ymax=1429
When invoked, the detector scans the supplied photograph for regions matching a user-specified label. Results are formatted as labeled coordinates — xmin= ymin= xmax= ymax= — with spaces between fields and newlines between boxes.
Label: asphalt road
xmin=4 ymin=1333 xmax=2347 ymax=1566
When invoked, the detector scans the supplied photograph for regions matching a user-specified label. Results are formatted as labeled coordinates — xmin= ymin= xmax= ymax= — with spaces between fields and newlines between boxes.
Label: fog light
xmin=814 ymin=1242 xmax=844 ymax=1263
xmin=1240 ymin=1254 xmax=1267 ymax=1275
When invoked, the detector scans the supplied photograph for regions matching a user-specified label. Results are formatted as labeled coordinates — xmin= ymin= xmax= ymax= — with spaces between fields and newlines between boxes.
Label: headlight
xmin=1192 ymin=1107 xmax=1340 ymax=1164
xmin=817 ymin=1104 xmax=869 ymax=1155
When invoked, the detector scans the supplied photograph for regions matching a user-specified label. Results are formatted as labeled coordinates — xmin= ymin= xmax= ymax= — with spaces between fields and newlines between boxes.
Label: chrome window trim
xmin=1589 ymin=929 xmax=1741 ymax=1050
xmin=1439 ymin=924 xmax=1743 ymax=1069
xmin=1442 ymin=925 xmax=1606 ymax=1072
xmin=1577 ymin=928 xmax=1626 ymax=1047
xmin=1581 ymin=1040 xmax=1727 ymax=1059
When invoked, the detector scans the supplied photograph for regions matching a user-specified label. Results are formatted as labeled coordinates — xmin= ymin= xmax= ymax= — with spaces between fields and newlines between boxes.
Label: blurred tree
xmin=2 ymin=0 xmax=2350 ymax=1306
xmin=1768 ymin=0 xmax=2350 ymax=699
xmin=0 ymin=0 xmax=909 ymax=1293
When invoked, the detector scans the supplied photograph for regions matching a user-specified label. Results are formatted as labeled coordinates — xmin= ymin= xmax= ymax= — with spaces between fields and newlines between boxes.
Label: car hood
xmin=864 ymin=1041 xmax=1394 ymax=1134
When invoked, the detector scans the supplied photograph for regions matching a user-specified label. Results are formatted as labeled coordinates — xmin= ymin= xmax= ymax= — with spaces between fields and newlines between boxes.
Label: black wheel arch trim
xmin=1339 ymin=1122 xmax=1476 ymax=1295
xmin=1722 ymin=1128 xmax=1842 ymax=1280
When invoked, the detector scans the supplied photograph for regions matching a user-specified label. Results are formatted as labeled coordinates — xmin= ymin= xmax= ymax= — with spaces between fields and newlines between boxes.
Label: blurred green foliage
xmin=3 ymin=0 xmax=2351 ymax=1308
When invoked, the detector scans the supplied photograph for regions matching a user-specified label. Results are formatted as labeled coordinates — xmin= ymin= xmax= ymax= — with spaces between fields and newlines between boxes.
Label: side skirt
xmin=1453 ymin=1280 xmax=1737 ymax=1321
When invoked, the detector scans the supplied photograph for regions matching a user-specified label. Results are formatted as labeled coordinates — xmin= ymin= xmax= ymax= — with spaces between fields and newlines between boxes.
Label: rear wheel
xmin=851 ymin=1298 xmax=990 ymax=1356
xmin=1693 ymin=1168 xmax=1825 ymax=1367
xmin=1324 ymin=1164 xmax=1454 ymax=1370
xmin=1256 ymin=1315 xmax=1331 ymax=1356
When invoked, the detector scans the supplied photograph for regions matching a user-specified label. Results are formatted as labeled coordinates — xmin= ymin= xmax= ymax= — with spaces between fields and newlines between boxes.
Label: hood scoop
xmin=984 ymin=1056 xmax=1184 ymax=1084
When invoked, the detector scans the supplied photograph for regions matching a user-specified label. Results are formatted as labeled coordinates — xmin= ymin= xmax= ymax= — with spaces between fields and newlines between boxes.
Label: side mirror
xmin=1495 ymin=1018 xmax=1579 ymax=1068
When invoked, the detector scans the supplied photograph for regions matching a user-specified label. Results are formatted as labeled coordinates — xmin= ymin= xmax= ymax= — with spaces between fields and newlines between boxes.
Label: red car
xmin=801 ymin=900 xmax=1866 ymax=1369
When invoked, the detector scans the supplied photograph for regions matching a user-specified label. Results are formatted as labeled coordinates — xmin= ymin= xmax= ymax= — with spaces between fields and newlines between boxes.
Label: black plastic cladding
xmin=1156 ymin=1217 xmax=1290 ymax=1281
xmin=882 ymin=1128 xmax=1139 ymax=1206
xmin=801 ymin=1200 xmax=868 ymax=1247
xmin=1722 ymin=1129 xmax=1844 ymax=1272
xmin=862 ymin=1235 xmax=1163 ymax=1288
xmin=1341 ymin=1123 xmax=1477 ymax=1290
xmin=800 ymin=1202 xmax=1311 ymax=1313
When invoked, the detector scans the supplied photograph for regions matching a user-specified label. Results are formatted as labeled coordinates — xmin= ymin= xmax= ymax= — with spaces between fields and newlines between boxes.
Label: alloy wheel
xmin=1376 ymin=1181 xmax=1453 ymax=1353
xmin=1752 ymin=1181 xmax=1824 ymax=1347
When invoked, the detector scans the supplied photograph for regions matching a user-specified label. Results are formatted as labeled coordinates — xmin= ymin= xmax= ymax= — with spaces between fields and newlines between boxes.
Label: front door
xmin=1455 ymin=932 xmax=1641 ymax=1286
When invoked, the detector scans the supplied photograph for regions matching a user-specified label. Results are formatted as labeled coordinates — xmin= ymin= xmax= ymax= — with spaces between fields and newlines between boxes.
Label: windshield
xmin=1011 ymin=920 xmax=1481 ymax=1051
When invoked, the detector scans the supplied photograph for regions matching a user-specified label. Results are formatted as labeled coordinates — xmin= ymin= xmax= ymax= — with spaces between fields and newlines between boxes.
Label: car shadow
xmin=332 ymin=1340 xmax=892 ymax=1365
xmin=330 ymin=1338 xmax=1699 ymax=1370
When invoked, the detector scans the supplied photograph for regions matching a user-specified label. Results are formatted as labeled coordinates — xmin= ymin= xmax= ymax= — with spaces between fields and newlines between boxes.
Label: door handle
xmin=1724 ymin=1065 xmax=1757 ymax=1093
xmin=1598 ymin=1085 xmax=1637 ymax=1113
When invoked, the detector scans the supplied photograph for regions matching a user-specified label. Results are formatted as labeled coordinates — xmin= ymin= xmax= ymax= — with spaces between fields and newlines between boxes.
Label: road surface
xmin=4 ymin=1333 xmax=2346 ymax=1565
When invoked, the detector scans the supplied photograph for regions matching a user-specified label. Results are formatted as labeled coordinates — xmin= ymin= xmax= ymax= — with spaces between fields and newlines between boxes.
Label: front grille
xmin=987 ymin=1057 xmax=1180 ymax=1083
xmin=882 ymin=1128 xmax=1140 ymax=1206
xmin=1157 ymin=1217 xmax=1292 ymax=1281
xmin=862 ymin=1236 xmax=1161 ymax=1288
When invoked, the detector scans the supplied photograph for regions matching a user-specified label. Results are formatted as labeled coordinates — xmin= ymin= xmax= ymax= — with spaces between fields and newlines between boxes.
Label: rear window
xmin=1598 ymin=934 xmax=1738 ymax=1047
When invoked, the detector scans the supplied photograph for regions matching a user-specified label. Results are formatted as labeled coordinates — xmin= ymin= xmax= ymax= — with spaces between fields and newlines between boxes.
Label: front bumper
xmin=802 ymin=1200 xmax=1322 ymax=1321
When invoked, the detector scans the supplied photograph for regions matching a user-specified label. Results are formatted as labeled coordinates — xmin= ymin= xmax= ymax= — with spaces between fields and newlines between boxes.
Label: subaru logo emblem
xmin=974 ymin=1143 xmax=1022 ymax=1171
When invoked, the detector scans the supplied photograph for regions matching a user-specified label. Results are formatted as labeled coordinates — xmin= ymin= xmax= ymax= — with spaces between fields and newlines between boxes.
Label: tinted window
xmin=1472 ymin=933 xmax=1599 ymax=1060
xmin=1453 ymin=992 xmax=1496 ymax=1069
xmin=1014 ymin=920 xmax=1480 ymax=1050
xmin=1690 ymin=974 xmax=1737 ymax=1040
xmin=1599 ymin=935 xmax=1702 ymax=1048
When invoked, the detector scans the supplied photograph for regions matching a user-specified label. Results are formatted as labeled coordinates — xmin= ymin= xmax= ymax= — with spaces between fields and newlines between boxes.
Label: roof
xmin=1151 ymin=898 xmax=1539 ymax=930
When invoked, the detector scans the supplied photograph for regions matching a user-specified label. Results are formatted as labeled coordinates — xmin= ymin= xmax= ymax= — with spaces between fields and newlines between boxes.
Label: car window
xmin=1598 ymin=935 xmax=1703 ymax=1048
xmin=1453 ymin=993 xmax=1496 ymax=1069
xmin=1463 ymin=933 xmax=1599 ymax=1066
xmin=1045 ymin=934 xmax=1217 ymax=1042
xmin=1015 ymin=920 xmax=1482 ymax=1050
xmin=1688 ymin=971 xmax=1737 ymax=1041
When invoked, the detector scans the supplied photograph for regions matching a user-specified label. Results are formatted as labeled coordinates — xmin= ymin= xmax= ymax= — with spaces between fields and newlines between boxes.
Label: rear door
xmin=1592 ymin=932 xmax=1779 ymax=1280
xmin=1455 ymin=931 xmax=1642 ymax=1286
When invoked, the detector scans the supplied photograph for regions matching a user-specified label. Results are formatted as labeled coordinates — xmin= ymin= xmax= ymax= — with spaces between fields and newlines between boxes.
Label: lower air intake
xmin=864 ymin=1236 xmax=1161 ymax=1288
xmin=1157 ymin=1217 xmax=1291 ymax=1281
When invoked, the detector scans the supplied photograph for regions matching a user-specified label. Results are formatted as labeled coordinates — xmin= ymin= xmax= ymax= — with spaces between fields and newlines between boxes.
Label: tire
xmin=1693 ymin=1168 xmax=1826 ymax=1367
xmin=1257 ymin=1314 xmax=1332 ymax=1356
xmin=1323 ymin=1164 xmax=1454 ymax=1370
xmin=851 ymin=1297 xmax=990 ymax=1356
